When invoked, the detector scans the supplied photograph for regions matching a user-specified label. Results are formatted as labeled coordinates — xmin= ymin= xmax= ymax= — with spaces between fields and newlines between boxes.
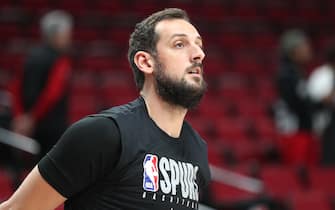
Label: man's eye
xmin=175 ymin=42 xmax=184 ymax=48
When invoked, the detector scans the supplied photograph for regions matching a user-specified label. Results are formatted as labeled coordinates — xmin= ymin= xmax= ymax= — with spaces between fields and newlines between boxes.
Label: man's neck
xmin=141 ymin=90 xmax=187 ymax=139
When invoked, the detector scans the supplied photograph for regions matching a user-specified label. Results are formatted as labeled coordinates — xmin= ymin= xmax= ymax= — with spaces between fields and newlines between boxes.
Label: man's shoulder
xmin=26 ymin=45 xmax=58 ymax=63
xmin=28 ymin=45 xmax=49 ymax=56
xmin=183 ymin=121 xmax=207 ymax=148
xmin=92 ymin=97 xmax=143 ymax=120
xmin=69 ymin=116 xmax=118 ymax=140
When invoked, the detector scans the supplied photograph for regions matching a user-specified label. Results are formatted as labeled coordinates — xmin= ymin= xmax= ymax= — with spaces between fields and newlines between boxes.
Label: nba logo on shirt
xmin=143 ymin=154 xmax=159 ymax=192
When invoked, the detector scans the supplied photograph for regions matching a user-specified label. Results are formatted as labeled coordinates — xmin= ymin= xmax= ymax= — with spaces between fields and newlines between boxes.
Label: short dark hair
xmin=128 ymin=8 xmax=190 ymax=90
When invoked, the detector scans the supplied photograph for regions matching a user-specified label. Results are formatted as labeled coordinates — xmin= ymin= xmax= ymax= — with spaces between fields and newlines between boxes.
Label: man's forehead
xmin=155 ymin=19 xmax=201 ymax=40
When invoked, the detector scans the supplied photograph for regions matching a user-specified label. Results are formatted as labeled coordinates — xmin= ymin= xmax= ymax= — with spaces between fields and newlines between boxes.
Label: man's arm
xmin=1 ymin=116 xmax=120 ymax=209
xmin=12 ymin=56 xmax=71 ymax=137
xmin=1 ymin=116 xmax=121 ymax=210
xmin=30 ymin=56 xmax=71 ymax=121
xmin=0 ymin=167 xmax=66 ymax=210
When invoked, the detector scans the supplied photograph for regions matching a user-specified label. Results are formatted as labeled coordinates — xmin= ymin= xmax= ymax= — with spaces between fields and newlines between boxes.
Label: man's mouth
xmin=187 ymin=67 xmax=201 ymax=75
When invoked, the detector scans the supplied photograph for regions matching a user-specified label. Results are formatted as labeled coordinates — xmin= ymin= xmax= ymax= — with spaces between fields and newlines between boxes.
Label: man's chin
xmin=155 ymin=76 xmax=207 ymax=109
xmin=185 ymin=78 xmax=203 ymax=88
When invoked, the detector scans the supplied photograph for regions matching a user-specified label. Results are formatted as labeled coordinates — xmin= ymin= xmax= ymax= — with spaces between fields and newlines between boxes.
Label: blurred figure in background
xmin=0 ymin=90 xmax=14 ymax=167
xmin=307 ymin=43 xmax=335 ymax=166
xmin=11 ymin=10 xmax=73 ymax=162
xmin=274 ymin=29 xmax=319 ymax=166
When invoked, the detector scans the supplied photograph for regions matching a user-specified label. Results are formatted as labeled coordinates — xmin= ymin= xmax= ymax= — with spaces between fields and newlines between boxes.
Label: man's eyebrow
xmin=169 ymin=33 xmax=203 ymax=41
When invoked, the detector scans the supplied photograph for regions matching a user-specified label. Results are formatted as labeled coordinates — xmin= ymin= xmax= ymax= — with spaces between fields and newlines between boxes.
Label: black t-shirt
xmin=38 ymin=97 xmax=211 ymax=210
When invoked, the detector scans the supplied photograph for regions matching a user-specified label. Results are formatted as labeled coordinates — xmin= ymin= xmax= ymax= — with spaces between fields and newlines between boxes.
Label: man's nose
xmin=191 ymin=44 xmax=205 ymax=63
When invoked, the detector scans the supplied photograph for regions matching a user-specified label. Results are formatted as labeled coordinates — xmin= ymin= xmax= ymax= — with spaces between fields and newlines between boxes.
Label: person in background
xmin=274 ymin=29 xmax=319 ymax=166
xmin=307 ymin=43 xmax=335 ymax=166
xmin=11 ymin=10 xmax=73 ymax=161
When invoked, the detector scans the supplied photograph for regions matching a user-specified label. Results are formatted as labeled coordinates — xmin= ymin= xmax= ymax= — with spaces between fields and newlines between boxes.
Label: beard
xmin=153 ymin=59 xmax=207 ymax=109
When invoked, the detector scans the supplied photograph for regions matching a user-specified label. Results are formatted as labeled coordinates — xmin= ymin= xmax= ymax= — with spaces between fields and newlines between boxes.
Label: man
xmin=307 ymin=43 xmax=335 ymax=165
xmin=274 ymin=29 xmax=318 ymax=166
xmin=0 ymin=8 xmax=211 ymax=210
xmin=11 ymin=10 xmax=73 ymax=160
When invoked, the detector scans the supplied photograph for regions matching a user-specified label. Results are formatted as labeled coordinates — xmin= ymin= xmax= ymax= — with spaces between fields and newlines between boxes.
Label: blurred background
xmin=0 ymin=0 xmax=335 ymax=209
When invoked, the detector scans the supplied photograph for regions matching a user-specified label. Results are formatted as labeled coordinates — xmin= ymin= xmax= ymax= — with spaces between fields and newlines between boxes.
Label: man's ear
xmin=134 ymin=51 xmax=154 ymax=74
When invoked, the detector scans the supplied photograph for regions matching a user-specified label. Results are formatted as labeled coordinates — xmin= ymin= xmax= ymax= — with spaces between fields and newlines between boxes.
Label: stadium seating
xmin=0 ymin=169 xmax=13 ymax=201
xmin=260 ymin=166 xmax=301 ymax=199
xmin=310 ymin=167 xmax=335 ymax=196
xmin=290 ymin=190 xmax=332 ymax=210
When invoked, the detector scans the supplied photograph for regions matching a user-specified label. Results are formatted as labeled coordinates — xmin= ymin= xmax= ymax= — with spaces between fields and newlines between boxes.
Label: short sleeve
xmin=37 ymin=116 xmax=121 ymax=198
